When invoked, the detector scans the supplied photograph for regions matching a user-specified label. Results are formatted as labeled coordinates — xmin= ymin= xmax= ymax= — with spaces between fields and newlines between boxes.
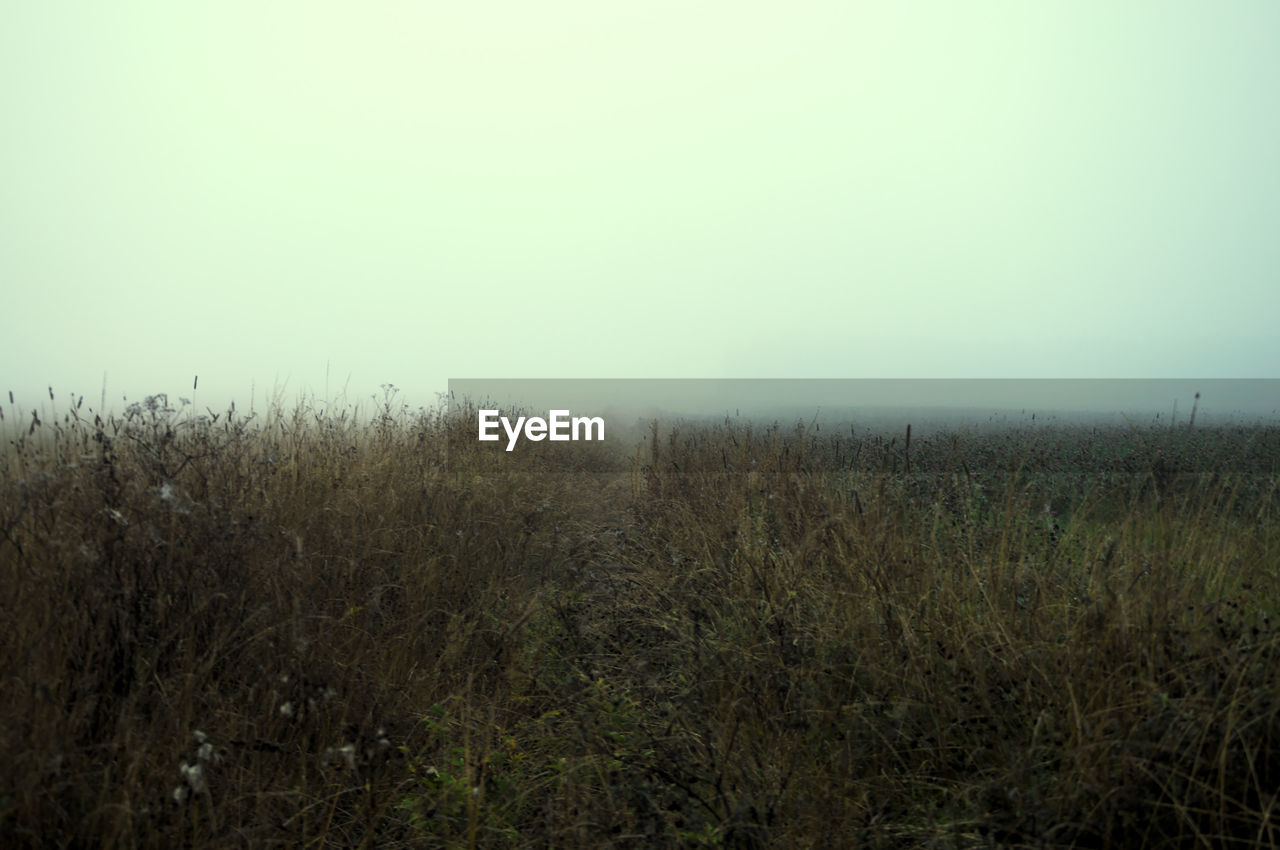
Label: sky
xmin=3 ymin=2 xmax=1279 ymax=418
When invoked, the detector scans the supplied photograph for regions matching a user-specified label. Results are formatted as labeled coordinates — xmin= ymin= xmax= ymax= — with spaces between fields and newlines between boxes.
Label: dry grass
xmin=2 ymin=390 xmax=1279 ymax=848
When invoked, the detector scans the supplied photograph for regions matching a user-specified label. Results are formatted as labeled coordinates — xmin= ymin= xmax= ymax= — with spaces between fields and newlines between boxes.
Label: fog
xmin=4 ymin=4 xmax=1280 ymax=416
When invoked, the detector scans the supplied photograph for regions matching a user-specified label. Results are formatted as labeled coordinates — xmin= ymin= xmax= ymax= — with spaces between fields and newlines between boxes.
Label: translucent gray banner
xmin=444 ymin=379 xmax=1280 ymax=477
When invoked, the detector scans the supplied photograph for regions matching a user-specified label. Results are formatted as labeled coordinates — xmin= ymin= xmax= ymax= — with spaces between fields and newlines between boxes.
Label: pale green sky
xmin=3 ymin=2 xmax=1278 ymax=415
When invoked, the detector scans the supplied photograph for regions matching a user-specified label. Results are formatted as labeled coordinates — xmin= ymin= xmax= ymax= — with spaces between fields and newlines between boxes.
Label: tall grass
xmin=2 ymin=392 xmax=1278 ymax=848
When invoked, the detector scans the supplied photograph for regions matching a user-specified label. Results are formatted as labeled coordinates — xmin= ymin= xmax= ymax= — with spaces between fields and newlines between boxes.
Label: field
xmin=2 ymin=390 xmax=1279 ymax=848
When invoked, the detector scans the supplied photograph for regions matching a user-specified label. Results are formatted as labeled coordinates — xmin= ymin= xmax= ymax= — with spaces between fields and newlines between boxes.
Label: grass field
xmin=2 ymin=390 xmax=1279 ymax=848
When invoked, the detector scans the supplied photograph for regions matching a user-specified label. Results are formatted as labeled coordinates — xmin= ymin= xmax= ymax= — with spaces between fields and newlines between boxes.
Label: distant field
xmin=3 ymin=393 xmax=1279 ymax=848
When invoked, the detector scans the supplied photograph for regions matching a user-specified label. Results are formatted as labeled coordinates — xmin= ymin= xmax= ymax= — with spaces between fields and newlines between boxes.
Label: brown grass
xmin=2 ymin=391 xmax=1279 ymax=848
